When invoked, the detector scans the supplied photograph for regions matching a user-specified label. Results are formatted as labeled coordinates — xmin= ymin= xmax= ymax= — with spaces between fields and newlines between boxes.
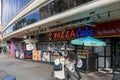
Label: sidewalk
xmin=0 ymin=54 xmax=113 ymax=80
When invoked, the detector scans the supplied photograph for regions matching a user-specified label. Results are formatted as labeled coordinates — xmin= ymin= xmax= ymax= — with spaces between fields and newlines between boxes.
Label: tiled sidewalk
xmin=0 ymin=54 xmax=113 ymax=80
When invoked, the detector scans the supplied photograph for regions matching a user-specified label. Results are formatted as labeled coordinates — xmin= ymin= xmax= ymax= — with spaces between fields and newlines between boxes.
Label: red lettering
xmin=61 ymin=32 xmax=64 ymax=38
xmin=70 ymin=30 xmax=76 ymax=38
xmin=65 ymin=31 xmax=69 ymax=38
xmin=53 ymin=33 xmax=60 ymax=39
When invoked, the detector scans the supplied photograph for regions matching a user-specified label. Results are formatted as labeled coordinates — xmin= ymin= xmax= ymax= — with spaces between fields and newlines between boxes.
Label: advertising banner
xmin=42 ymin=51 xmax=50 ymax=62
xmin=19 ymin=51 xmax=24 ymax=59
xmin=15 ymin=50 xmax=19 ymax=58
xmin=32 ymin=50 xmax=41 ymax=61
xmin=24 ymin=50 xmax=32 ymax=59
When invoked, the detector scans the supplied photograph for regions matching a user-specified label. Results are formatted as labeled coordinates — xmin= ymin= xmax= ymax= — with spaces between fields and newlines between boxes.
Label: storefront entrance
xmin=95 ymin=38 xmax=112 ymax=73
xmin=96 ymin=38 xmax=120 ymax=73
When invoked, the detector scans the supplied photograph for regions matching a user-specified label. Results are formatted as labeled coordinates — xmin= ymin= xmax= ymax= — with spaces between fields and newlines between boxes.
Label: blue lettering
xmin=80 ymin=30 xmax=85 ymax=36
xmin=76 ymin=27 xmax=94 ymax=38
xmin=84 ymin=27 xmax=89 ymax=36
xmin=76 ymin=28 xmax=81 ymax=37
xmin=89 ymin=29 xmax=94 ymax=36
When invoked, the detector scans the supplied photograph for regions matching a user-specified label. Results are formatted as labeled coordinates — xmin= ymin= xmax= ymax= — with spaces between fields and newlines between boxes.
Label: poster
xmin=76 ymin=57 xmax=83 ymax=68
xmin=24 ymin=50 xmax=32 ymax=59
xmin=32 ymin=50 xmax=41 ymax=61
xmin=42 ymin=51 xmax=50 ymax=62
xmin=15 ymin=50 xmax=19 ymax=58
xmin=19 ymin=51 xmax=24 ymax=59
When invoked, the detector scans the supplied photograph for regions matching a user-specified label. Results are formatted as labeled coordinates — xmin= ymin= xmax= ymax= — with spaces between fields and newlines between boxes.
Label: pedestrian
xmin=52 ymin=52 xmax=66 ymax=80
xmin=3 ymin=46 xmax=7 ymax=54
xmin=65 ymin=51 xmax=82 ymax=80
xmin=0 ymin=46 xmax=2 ymax=54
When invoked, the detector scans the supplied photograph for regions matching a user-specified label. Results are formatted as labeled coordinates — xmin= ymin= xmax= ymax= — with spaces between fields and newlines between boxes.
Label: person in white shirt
xmin=53 ymin=52 xmax=66 ymax=80
xmin=65 ymin=51 xmax=82 ymax=80
xmin=65 ymin=51 xmax=76 ymax=80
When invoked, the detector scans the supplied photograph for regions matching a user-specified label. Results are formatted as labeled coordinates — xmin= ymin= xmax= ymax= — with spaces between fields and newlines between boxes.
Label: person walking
xmin=0 ymin=46 xmax=2 ymax=54
xmin=3 ymin=46 xmax=7 ymax=54
xmin=65 ymin=51 xmax=82 ymax=80
xmin=52 ymin=52 xmax=66 ymax=80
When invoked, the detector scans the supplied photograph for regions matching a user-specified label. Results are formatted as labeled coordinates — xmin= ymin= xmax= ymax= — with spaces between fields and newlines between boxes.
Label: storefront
xmin=45 ymin=20 xmax=120 ymax=72
xmin=14 ymin=20 xmax=120 ymax=72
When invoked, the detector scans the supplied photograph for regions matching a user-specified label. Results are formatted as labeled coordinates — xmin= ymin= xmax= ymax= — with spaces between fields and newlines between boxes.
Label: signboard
xmin=46 ymin=20 xmax=120 ymax=41
xmin=24 ymin=50 xmax=32 ymax=59
xmin=32 ymin=50 xmax=41 ymax=61
xmin=46 ymin=26 xmax=94 ymax=41
xmin=41 ymin=51 xmax=50 ymax=62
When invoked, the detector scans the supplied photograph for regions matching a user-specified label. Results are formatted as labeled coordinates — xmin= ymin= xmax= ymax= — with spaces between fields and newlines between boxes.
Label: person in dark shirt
xmin=3 ymin=46 xmax=7 ymax=54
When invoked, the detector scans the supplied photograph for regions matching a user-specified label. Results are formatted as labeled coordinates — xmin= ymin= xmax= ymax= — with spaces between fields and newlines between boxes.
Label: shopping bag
xmin=54 ymin=63 xmax=62 ymax=71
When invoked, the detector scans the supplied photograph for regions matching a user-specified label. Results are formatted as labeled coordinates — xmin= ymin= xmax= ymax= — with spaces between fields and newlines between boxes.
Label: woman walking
xmin=65 ymin=51 xmax=82 ymax=80
xmin=52 ymin=52 xmax=66 ymax=80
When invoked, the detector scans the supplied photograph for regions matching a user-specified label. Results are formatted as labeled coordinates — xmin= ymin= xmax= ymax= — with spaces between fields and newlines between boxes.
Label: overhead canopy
xmin=71 ymin=36 xmax=106 ymax=46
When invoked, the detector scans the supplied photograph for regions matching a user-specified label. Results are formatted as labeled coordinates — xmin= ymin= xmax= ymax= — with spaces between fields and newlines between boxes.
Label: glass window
xmin=25 ymin=10 xmax=40 ymax=25
xmin=2 ymin=0 xmax=32 ymax=27
xmin=6 ymin=25 xmax=14 ymax=34
xmin=5 ymin=0 xmax=93 ymax=34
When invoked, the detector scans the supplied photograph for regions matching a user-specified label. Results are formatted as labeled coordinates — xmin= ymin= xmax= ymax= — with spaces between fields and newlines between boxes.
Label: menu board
xmin=41 ymin=51 xmax=50 ymax=62
xmin=24 ymin=50 xmax=32 ymax=59
xmin=32 ymin=50 xmax=41 ymax=61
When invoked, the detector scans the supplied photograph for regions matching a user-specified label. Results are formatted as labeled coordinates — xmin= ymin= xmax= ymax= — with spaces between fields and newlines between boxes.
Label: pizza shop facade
xmin=46 ymin=20 xmax=120 ymax=71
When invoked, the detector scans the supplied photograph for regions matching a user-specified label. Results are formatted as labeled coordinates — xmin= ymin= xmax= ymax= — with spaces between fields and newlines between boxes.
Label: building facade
xmin=1 ymin=0 xmax=120 ymax=72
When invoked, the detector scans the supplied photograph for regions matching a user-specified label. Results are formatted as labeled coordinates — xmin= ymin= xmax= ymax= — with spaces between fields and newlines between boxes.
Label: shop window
xmin=39 ymin=5 xmax=50 ymax=19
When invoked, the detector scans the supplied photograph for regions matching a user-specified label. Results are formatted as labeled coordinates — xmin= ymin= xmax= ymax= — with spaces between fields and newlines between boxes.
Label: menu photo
xmin=41 ymin=51 xmax=50 ymax=62
xmin=24 ymin=50 xmax=32 ymax=59
xmin=32 ymin=50 xmax=41 ymax=61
